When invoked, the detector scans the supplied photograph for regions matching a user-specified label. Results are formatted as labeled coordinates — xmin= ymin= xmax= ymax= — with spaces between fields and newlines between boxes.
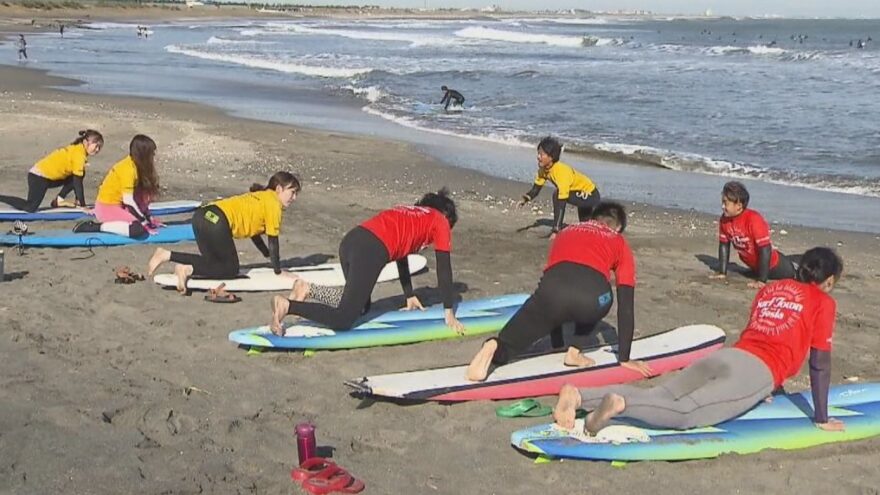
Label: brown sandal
xmin=114 ymin=266 xmax=145 ymax=284
xmin=204 ymin=283 xmax=242 ymax=303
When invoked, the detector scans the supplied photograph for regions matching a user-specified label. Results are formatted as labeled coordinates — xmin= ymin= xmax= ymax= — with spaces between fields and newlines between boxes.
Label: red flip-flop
xmin=291 ymin=457 xmax=337 ymax=483
xmin=301 ymin=465 xmax=364 ymax=494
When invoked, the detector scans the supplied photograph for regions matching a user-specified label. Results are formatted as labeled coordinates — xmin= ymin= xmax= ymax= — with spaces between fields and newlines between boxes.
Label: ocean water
xmin=5 ymin=16 xmax=880 ymax=230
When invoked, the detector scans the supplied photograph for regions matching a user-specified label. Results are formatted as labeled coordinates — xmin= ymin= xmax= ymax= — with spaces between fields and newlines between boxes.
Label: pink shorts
xmin=94 ymin=202 xmax=138 ymax=223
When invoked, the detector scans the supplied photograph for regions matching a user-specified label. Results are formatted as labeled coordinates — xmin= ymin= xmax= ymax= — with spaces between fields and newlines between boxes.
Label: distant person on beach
xmin=555 ymin=247 xmax=845 ymax=435
xmin=147 ymin=172 xmax=301 ymax=294
xmin=466 ymin=201 xmax=649 ymax=382
xmin=517 ymin=136 xmax=600 ymax=238
xmin=73 ymin=135 xmax=161 ymax=238
xmin=440 ymin=85 xmax=465 ymax=111
xmin=270 ymin=189 xmax=465 ymax=335
xmin=709 ymin=181 xmax=799 ymax=288
xmin=17 ymin=34 xmax=27 ymax=60
xmin=0 ymin=130 xmax=103 ymax=212
xmin=60 ymin=24 xmax=65 ymax=38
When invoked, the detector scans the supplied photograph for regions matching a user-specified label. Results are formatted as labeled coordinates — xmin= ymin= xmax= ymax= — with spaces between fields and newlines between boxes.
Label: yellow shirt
xmin=533 ymin=161 xmax=596 ymax=200
xmin=33 ymin=144 xmax=88 ymax=181
xmin=213 ymin=190 xmax=283 ymax=238
xmin=96 ymin=156 xmax=138 ymax=205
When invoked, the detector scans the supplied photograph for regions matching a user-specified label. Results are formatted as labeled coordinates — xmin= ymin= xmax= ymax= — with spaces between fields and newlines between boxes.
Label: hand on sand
xmin=708 ymin=273 xmax=727 ymax=280
xmin=401 ymin=296 xmax=425 ymax=311
xmin=549 ymin=232 xmax=557 ymax=241
xmin=815 ymin=418 xmax=845 ymax=432
xmin=620 ymin=360 xmax=654 ymax=377
xmin=516 ymin=198 xmax=528 ymax=208
xmin=748 ymin=280 xmax=766 ymax=289
xmin=445 ymin=310 xmax=466 ymax=335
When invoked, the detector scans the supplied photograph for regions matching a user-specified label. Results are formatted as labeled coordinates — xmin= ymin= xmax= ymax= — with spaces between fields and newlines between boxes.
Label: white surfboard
xmin=153 ymin=254 xmax=428 ymax=292
xmin=345 ymin=325 xmax=726 ymax=401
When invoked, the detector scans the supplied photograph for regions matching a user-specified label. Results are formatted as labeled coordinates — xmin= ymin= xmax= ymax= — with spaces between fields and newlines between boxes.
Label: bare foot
xmin=585 ymin=393 xmax=626 ymax=435
xmin=292 ymin=278 xmax=310 ymax=302
xmin=270 ymin=295 xmax=291 ymax=336
xmin=553 ymin=384 xmax=583 ymax=430
xmin=147 ymin=248 xmax=171 ymax=276
xmin=563 ymin=346 xmax=596 ymax=367
xmin=173 ymin=264 xmax=193 ymax=294
xmin=465 ymin=339 xmax=498 ymax=382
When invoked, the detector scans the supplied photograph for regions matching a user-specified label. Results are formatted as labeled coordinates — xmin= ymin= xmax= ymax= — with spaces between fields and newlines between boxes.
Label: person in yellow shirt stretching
xmin=146 ymin=171 xmax=300 ymax=293
xmin=517 ymin=136 xmax=600 ymax=238
xmin=73 ymin=134 xmax=161 ymax=238
xmin=0 ymin=130 xmax=103 ymax=212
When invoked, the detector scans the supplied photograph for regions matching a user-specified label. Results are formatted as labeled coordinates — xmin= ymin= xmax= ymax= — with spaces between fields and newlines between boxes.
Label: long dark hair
xmin=250 ymin=171 xmax=301 ymax=193
xmin=416 ymin=187 xmax=458 ymax=228
xmin=129 ymin=134 xmax=160 ymax=199
xmin=72 ymin=129 xmax=104 ymax=146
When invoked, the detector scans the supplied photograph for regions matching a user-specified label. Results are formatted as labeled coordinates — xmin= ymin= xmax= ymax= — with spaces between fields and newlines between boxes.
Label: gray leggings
xmin=579 ymin=348 xmax=774 ymax=430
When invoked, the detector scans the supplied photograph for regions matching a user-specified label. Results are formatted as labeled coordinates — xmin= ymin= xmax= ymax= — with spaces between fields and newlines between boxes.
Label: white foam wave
xmin=206 ymin=36 xmax=275 ymax=46
xmin=593 ymin=142 xmax=880 ymax=198
xmin=239 ymin=23 xmax=455 ymax=47
xmin=455 ymin=26 xmax=614 ymax=48
xmin=343 ymin=85 xmax=386 ymax=104
xmin=362 ymin=106 xmax=532 ymax=148
xmin=165 ymin=45 xmax=371 ymax=78
xmin=85 ymin=22 xmax=139 ymax=30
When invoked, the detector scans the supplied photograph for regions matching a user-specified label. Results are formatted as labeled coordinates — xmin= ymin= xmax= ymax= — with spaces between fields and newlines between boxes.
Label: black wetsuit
xmin=718 ymin=243 xmax=798 ymax=283
xmin=440 ymin=89 xmax=465 ymax=110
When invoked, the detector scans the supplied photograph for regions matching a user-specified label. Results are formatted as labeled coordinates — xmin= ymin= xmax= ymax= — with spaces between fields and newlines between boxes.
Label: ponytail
xmin=72 ymin=129 xmax=104 ymax=146
xmin=251 ymin=171 xmax=301 ymax=193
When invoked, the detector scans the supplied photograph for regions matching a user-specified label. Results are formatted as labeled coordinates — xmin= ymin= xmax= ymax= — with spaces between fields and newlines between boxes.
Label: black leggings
xmin=287 ymin=226 xmax=389 ymax=330
xmin=0 ymin=173 xmax=79 ymax=212
xmin=492 ymin=262 xmax=613 ymax=365
xmin=169 ymin=205 xmax=239 ymax=279
xmin=553 ymin=188 xmax=601 ymax=231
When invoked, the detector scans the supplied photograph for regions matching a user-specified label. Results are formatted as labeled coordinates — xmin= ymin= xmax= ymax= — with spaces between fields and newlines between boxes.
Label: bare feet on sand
xmin=173 ymin=264 xmax=193 ymax=293
xmin=563 ymin=346 xmax=596 ymax=367
xmin=270 ymin=295 xmax=291 ymax=336
xmin=147 ymin=248 xmax=171 ymax=276
xmin=585 ymin=393 xmax=625 ymax=435
xmin=553 ymin=384 xmax=582 ymax=430
xmin=465 ymin=339 xmax=498 ymax=382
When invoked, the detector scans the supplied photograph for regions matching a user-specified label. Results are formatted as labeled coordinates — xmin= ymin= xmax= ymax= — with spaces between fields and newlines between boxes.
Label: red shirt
xmin=361 ymin=206 xmax=451 ymax=261
xmin=545 ymin=220 xmax=635 ymax=287
xmin=734 ymin=280 xmax=836 ymax=388
xmin=719 ymin=209 xmax=779 ymax=271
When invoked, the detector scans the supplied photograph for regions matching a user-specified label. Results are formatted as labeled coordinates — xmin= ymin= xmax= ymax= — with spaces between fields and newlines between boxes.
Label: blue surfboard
xmin=0 ymin=200 xmax=201 ymax=222
xmin=511 ymin=383 xmax=880 ymax=461
xmin=0 ymin=223 xmax=194 ymax=247
xmin=229 ymin=294 xmax=529 ymax=350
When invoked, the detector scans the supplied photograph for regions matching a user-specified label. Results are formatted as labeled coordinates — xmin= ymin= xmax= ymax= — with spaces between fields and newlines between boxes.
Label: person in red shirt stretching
xmin=466 ymin=202 xmax=651 ymax=382
xmin=554 ymin=247 xmax=845 ymax=435
xmin=711 ymin=181 xmax=798 ymax=288
xmin=270 ymin=188 xmax=464 ymax=335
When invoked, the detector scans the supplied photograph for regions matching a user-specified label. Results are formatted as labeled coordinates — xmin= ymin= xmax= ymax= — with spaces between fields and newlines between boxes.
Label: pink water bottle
xmin=295 ymin=423 xmax=317 ymax=465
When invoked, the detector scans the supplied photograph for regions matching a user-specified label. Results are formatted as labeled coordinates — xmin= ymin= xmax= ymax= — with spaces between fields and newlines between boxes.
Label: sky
xmin=276 ymin=1 xmax=880 ymax=18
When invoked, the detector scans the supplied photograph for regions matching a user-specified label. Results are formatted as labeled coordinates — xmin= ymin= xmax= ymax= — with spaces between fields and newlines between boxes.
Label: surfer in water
xmin=554 ymin=247 xmax=845 ymax=435
xmin=466 ymin=201 xmax=650 ymax=382
xmin=517 ymin=136 xmax=600 ymax=239
xmin=440 ymin=86 xmax=465 ymax=111
xmin=710 ymin=181 xmax=799 ymax=288
xmin=0 ymin=129 xmax=103 ymax=212
xmin=147 ymin=171 xmax=300 ymax=293
xmin=270 ymin=188 xmax=465 ymax=335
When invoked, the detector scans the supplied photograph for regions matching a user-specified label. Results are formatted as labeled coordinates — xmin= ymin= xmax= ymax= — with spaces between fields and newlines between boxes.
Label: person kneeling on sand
xmin=270 ymin=189 xmax=464 ymax=336
xmin=554 ymin=247 xmax=846 ymax=436
xmin=466 ymin=201 xmax=651 ymax=382
xmin=148 ymin=171 xmax=300 ymax=293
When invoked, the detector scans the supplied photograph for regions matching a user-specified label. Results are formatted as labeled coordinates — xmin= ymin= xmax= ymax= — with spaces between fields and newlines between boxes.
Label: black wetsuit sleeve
xmin=435 ymin=250 xmax=455 ymax=309
xmin=551 ymin=195 xmax=567 ymax=233
xmin=809 ymin=348 xmax=832 ymax=424
xmin=440 ymin=92 xmax=449 ymax=105
xmin=268 ymin=235 xmax=281 ymax=274
xmin=718 ymin=241 xmax=730 ymax=275
xmin=757 ymin=244 xmax=772 ymax=282
xmin=72 ymin=175 xmax=85 ymax=206
xmin=616 ymin=285 xmax=635 ymax=362
xmin=251 ymin=235 xmax=270 ymax=258
xmin=397 ymin=258 xmax=414 ymax=299
xmin=523 ymin=184 xmax=542 ymax=202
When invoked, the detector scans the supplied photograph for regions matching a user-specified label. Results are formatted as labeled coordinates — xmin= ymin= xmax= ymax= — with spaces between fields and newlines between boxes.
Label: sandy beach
xmin=2 ymin=6 xmax=880 ymax=495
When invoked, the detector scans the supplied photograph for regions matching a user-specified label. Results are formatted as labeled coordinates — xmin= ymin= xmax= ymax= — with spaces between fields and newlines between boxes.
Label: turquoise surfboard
xmin=0 ymin=223 xmax=194 ymax=247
